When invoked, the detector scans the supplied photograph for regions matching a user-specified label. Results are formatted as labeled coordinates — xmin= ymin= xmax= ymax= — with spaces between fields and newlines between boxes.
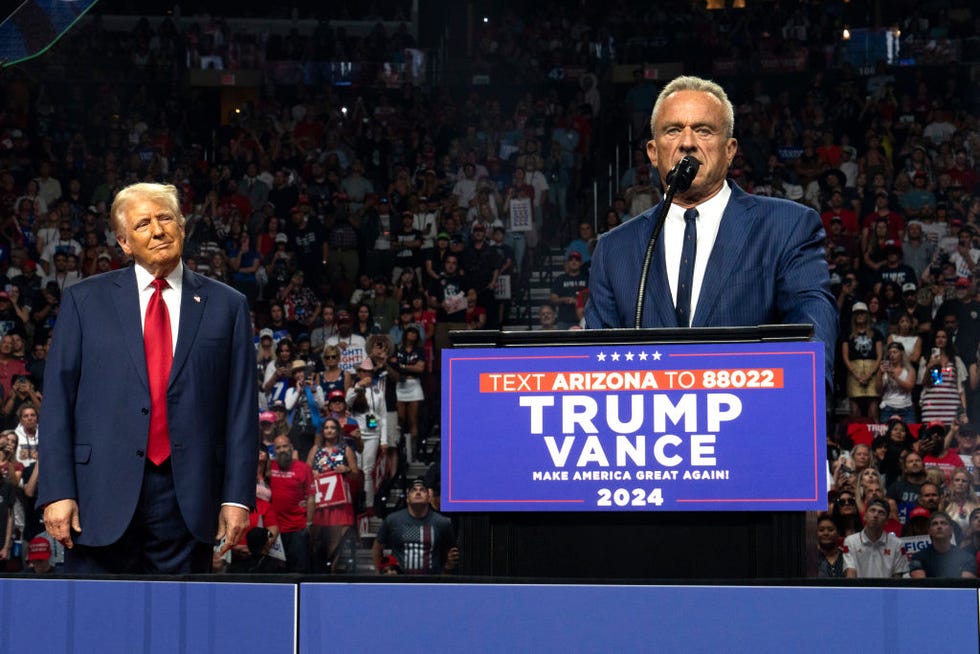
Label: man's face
xmin=864 ymin=504 xmax=888 ymax=530
xmin=647 ymin=89 xmax=737 ymax=207
xmin=115 ymin=197 xmax=185 ymax=276
xmin=407 ymin=482 xmax=431 ymax=507
xmin=444 ymin=257 xmax=458 ymax=274
xmin=919 ymin=484 xmax=941 ymax=511
xmin=273 ymin=437 xmax=292 ymax=467
xmin=904 ymin=453 xmax=924 ymax=474
xmin=928 ymin=515 xmax=952 ymax=542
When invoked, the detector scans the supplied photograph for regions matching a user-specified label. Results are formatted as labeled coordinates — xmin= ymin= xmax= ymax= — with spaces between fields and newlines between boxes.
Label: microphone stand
xmin=632 ymin=184 xmax=680 ymax=329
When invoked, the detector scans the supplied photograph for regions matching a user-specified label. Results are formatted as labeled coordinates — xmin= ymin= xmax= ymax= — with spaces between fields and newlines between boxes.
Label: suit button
xmin=141 ymin=408 xmax=149 ymax=415
xmin=136 ymin=450 xmax=144 ymax=457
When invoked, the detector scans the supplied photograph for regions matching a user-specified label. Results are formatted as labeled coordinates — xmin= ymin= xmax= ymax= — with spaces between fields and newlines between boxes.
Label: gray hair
xmin=650 ymin=75 xmax=735 ymax=140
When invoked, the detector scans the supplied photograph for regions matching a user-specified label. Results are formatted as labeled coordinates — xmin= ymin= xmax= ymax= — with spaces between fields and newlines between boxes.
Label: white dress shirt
xmin=663 ymin=181 xmax=732 ymax=325
xmin=133 ymin=261 xmax=183 ymax=354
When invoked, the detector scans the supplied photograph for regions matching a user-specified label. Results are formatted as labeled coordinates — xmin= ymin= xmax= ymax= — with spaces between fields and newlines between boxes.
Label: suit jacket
xmin=38 ymin=266 xmax=257 ymax=546
xmin=585 ymin=182 xmax=838 ymax=384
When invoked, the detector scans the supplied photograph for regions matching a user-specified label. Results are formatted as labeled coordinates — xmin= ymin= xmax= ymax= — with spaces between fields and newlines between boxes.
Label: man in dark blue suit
xmin=585 ymin=76 xmax=837 ymax=384
xmin=39 ymin=183 xmax=256 ymax=573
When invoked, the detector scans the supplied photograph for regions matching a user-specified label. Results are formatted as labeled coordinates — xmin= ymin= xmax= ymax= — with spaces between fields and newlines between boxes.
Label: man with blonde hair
xmin=39 ymin=182 xmax=257 ymax=573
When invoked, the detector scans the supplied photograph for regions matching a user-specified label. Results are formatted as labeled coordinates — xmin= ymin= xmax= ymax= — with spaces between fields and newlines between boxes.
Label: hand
xmin=44 ymin=499 xmax=82 ymax=548
xmin=445 ymin=546 xmax=460 ymax=571
xmin=335 ymin=464 xmax=349 ymax=474
xmin=215 ymin=505 xmax=250 ymax=557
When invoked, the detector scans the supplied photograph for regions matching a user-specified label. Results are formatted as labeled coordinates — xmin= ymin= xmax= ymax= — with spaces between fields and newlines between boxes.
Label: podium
xmin=443 ymin=325 xmax=826 ymax=579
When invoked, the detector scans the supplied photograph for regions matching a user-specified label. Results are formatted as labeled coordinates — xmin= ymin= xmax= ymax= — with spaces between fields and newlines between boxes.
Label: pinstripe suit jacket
xmin=38 ymin=265 xmax=258 ymax=546
xmin=585 ymin=181 xmax=837 ymax=384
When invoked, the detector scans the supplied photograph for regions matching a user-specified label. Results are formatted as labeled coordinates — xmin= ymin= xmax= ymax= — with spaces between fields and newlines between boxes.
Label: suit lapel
xmin=112 ymin=268 xmax=151 ymax=393
xmin=648 ymin=220 xmax=679 ymax=328
xmin=692 ymin=184 xmax=758 ymax=327
xmin=170 ymin=268 xmax=206 ymax=386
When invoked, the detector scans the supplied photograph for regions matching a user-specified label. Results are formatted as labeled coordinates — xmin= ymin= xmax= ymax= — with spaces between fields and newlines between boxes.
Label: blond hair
xmin=110 ymin=183 xmax=185 ymax=233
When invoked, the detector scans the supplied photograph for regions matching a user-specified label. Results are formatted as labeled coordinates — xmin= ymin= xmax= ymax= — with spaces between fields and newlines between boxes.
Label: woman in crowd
xmin=944 ymin=467 xmax=980 ymax=537
xmin=309 ymin=304 xmax=336 ymax=357
xmin=850 ymin=443 xmax=874 ymax=477
xmin=918 ymin=327 xmax=967 ymax=424
xmin=866 ymin=294 xmax=889 ymax=339
xmin=410 ymin=292 xmax=437 ymax=373
xmin=319 ymin=344 xmax=351 ymax=396
xmin=353 ymin=302 xmax=379 ymax=340
xmin=854 ymin=467 xmax=886 ymax=514
xmin=815 ymin=512 xmax=846 ymax=578
xmin=464 ymin=288 xmax=487 ymax=330
xmin=831 ymin=489 xmax=862 ymax=538
xmin=600 ymin=208 xmax=621 ymax=234
xmin=346 ymin=357 xmax=387 ymax=507
xmin=880 ymin=418 xmax=915 ymax=486
xmin=306 ymin=417 xmax=359 ymax=573
xmin=395 ymin=325 xmax=425 ymax=460
xmin=393 ymin=268 xmax=423 ymax=305
xmin=887 ymin=313 xmax=922 ymax=373
xmin=842 ymin=301 xmax=883 ymax=422
xmin=877 ymin=341 xmax=916 ymax=423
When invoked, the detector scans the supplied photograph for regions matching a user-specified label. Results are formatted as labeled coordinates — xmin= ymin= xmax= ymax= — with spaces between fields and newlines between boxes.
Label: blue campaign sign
xmin=442 ymin=341 xmax=826 ymax=511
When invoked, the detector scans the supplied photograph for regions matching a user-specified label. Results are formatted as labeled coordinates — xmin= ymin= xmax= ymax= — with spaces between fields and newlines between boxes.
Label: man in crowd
xmin=269 ymin=435 xmax=314 ymax=573
xmin=551 ymin=251 xmax=588 ymax=328
xmin=887 ymin=451 xmax=927 ymax=523
xmin=843 ymin=498 xmax=909 ymax=578
xmin=372 ymin=476 xmax=458 ymax=575
xmin=909 ymin=512 xmax=976 ymax=578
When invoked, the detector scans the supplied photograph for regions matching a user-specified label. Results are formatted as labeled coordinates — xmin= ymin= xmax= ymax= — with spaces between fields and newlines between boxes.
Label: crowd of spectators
xmin=0 ymin=1 xmax=979 ymax=577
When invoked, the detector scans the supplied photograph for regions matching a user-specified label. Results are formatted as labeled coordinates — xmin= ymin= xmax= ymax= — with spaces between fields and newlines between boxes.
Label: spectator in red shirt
xmin=270 ymin=435 xmax=314 ymax=573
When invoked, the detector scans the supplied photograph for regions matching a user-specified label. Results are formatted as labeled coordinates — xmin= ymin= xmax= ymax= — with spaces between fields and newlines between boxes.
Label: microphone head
xmin=665 ymin=156 xmax=701 ymax=193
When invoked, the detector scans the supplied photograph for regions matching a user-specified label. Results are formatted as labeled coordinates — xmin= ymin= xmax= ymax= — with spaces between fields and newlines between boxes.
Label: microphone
xmin=664 ymin=156 xmax=701 ymax=193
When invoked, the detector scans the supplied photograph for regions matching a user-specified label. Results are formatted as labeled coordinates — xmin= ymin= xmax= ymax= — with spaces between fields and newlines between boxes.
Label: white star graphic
xmin=638 ymin=351 xmax=648 ymax=361
xmin=651 ymin=351 xmax=663 ymax=361
xmin=596 ymin=352 xmax=607 ymax=362
xmin=624 ymin=351 xmax=635 ymax=361
xmin=610 ymin=352 xmax=621 ymax=361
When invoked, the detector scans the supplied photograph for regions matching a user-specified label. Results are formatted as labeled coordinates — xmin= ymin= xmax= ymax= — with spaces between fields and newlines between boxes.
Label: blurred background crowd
xmin=0 ymin=0 xmax=979 ymax=578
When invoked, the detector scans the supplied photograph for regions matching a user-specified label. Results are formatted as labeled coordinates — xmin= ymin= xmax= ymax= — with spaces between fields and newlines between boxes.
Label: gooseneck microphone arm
xmin=632 ymin=155 xmax=701 ymax=329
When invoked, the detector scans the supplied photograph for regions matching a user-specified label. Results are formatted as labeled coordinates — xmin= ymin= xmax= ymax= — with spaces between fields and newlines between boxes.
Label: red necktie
xmin=145 ymin=278 xmax=172 ymax=464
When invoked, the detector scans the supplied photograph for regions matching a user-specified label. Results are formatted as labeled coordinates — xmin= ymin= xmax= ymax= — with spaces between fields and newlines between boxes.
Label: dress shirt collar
xmin=134 ymin=260 xmax=184 ymax=293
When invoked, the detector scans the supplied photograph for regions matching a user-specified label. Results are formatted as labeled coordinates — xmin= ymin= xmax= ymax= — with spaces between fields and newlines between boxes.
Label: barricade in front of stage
xmin=1 ymin=576 xmax=978 ymax=653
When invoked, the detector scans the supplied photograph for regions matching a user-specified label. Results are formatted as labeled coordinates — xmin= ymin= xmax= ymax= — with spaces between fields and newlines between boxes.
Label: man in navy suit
xmin=585 ymin=76 xmax=837 ymax=384
xmin=39 ymin=183 xmax=256 ymax=573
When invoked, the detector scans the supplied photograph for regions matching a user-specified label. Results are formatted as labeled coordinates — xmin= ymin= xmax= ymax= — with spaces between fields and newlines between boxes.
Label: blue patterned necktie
xmin=675 ymin=208 xmax=698 ymax=327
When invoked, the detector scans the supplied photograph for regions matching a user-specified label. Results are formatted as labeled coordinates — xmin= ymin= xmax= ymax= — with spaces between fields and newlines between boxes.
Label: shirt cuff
xmin=221 ymin=502 xmax=250 ymax=511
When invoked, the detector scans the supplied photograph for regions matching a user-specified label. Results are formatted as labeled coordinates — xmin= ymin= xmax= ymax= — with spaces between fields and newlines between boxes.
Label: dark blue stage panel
xmin=300 ymin=584 xmax=979 ymax=653
xmin=0 ymin=579 xmax=296 ymax=654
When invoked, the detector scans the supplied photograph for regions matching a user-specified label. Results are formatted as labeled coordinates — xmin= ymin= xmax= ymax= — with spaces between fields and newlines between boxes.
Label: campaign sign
xmin=442 ymin=341 xmax=826 ymax=512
